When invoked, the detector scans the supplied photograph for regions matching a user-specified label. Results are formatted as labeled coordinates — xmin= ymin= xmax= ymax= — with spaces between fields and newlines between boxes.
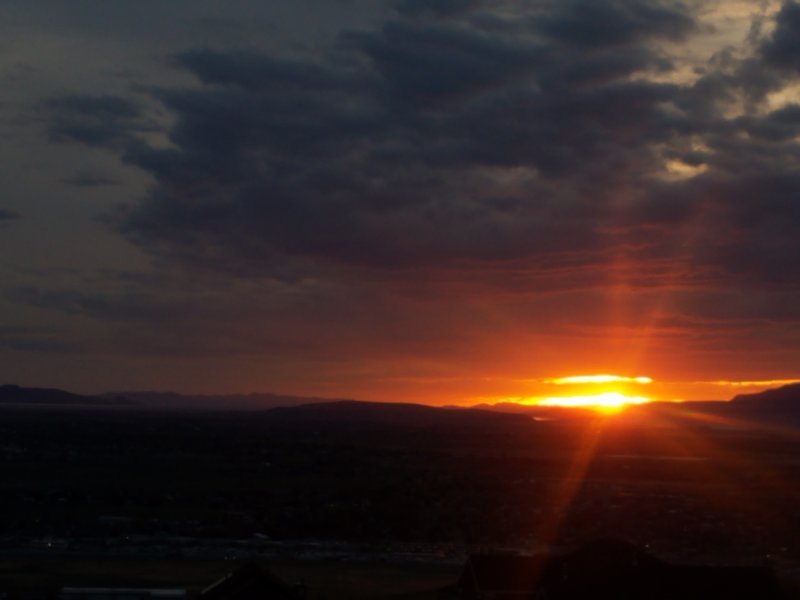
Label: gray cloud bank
xmin=42 ymin=1 xmax=800 ymax=286
xmin=16 ymin=0 xmax=800 ymax=385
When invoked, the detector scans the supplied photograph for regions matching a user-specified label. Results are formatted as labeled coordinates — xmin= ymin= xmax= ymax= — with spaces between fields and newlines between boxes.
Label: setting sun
xmin=521 ymin=373 xmax=654 ymax=413
xmin=485 ymin=373 xmax=657 ymax=413
xmin=535 ymin=392 xmax=651 ymax=413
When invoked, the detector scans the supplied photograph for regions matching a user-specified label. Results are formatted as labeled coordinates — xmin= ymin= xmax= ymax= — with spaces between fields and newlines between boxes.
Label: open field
xmin=4 ymin=404 xmax=800 ymax=588
xmin=0 ymin=555 xmax=460 ymax=599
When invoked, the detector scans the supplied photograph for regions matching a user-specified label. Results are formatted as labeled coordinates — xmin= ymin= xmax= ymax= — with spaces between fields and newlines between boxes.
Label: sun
xmin=502 ymin=373 xmax=654 ymax=414
xmin=535 ymin=392 xmax=651 ymax=414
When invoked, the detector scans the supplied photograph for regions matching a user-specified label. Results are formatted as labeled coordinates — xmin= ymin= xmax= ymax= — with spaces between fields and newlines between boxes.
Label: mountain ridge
xmin=4 ymin=381 xmax=800 ymax=418
xmin=0 ymin=384 xmax=130 ymax=406
xmin=100 ymin=390 xmax=353 ymax=411
xmin=732 ymin=382 xmax=800 ymax=405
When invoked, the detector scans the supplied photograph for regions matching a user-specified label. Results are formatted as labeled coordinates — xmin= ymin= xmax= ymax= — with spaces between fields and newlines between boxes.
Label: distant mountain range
xmin=99 ymin=390 xmax=352 ymax=411
xmin=468 ymin=401 xmax=599 ymax=419
xmin=0 ymin=384 xmax=535 ymax=431
xmin=0 ymin=384 xmax=132 ymax=407
xmin=732 ymin=382 xmax=800 ymax=406
xmin=263 ymin=399 xmax=533 ymax=429
xmin=2 ymin=382 xmax=799 ymax=423
xmin=0 ymin=384 xmax=332 ymax=410
xmin=726 ymin=382 xmax=800 ymax=420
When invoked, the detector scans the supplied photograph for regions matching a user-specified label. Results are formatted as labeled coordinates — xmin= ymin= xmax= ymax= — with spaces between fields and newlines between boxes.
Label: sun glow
xmin=545 ymin=374 xmax=653 ymax=385
xmin=536 ymin=392 xmax=651 ymax=413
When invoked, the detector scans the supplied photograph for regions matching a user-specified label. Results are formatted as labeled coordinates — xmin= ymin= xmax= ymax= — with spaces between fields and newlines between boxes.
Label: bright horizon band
xmin=545 ymin=375 xmax=654 ymax=386
xmin=536 ymin=392 xmax=651 ymax=409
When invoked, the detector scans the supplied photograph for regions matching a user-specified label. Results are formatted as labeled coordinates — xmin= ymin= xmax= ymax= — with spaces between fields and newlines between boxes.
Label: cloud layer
xmin=10 ymin=0 xmax=800 ymax=399
xmin=48 ymin=1 xmax=794 ymax=286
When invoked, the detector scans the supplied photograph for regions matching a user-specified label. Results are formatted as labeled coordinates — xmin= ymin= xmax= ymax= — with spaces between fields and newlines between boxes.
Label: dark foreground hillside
xmin=2 ymin=397 xmax=800 ymax=570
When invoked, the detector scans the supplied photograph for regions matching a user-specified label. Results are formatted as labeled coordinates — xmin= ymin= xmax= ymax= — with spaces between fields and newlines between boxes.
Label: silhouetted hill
xmin=470 ymin=401 xmax=602 ymax=420
xmin=729 ymin=382 xmax=800 ymax=419
xmin=0 ymin=384 xmax=127 ymax=406
xmin=732 ymin=382 xmax=800 ymax=405
xmin=100 ymin=390 xmax=348 ymax=411
xmin=263 ymin=400 xmax=535 ymax=430
xmin=615 ymin=384 xmax=800 ymax=426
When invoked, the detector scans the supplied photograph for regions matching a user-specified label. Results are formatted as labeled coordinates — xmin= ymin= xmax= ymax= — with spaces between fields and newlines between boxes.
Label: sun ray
xmin=527 ymin=417 xmax=609 ymax=585
xmin=619 ymin=407 xmax=799 ymax=555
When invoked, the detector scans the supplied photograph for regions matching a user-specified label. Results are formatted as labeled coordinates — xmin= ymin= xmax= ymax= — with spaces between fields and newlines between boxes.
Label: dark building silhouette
xmin=455 ymin=538 xmax=783 ymax=599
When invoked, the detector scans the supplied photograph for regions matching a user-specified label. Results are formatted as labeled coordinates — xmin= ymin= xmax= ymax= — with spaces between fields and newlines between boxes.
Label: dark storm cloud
xmin=394 ymin=0 xmax=487 ymax=19
xmin=685 ymin=3 xmax=800 ymax=112
xmin=535 ymin=0 xmax=696 ymax=49
xmin=346 ymin=20 xmax=544 ymax=104
xmin=737 ymin=104 xmax=800 ymax=142
xmin=71 ymin=0 xmax=700 ymax=279
xmin=61 ymin=170 xmax=121 ymax=187
xmin=7 ymin=286 xmax=193 ymax=322
xmin=174 ymin=49 xmax=369 ymax=94
xmin=761 ymin=1 xmax=800 ymax=71
xmin=46 ymin=95 xmax=153 ymax=148
xmin=686 ymin=170 xmax=800 ymax=284
xmin=0 ymin=209 xmax=20 ymax=222
xmin=40 ymin=1 xmax=800 ymax=305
